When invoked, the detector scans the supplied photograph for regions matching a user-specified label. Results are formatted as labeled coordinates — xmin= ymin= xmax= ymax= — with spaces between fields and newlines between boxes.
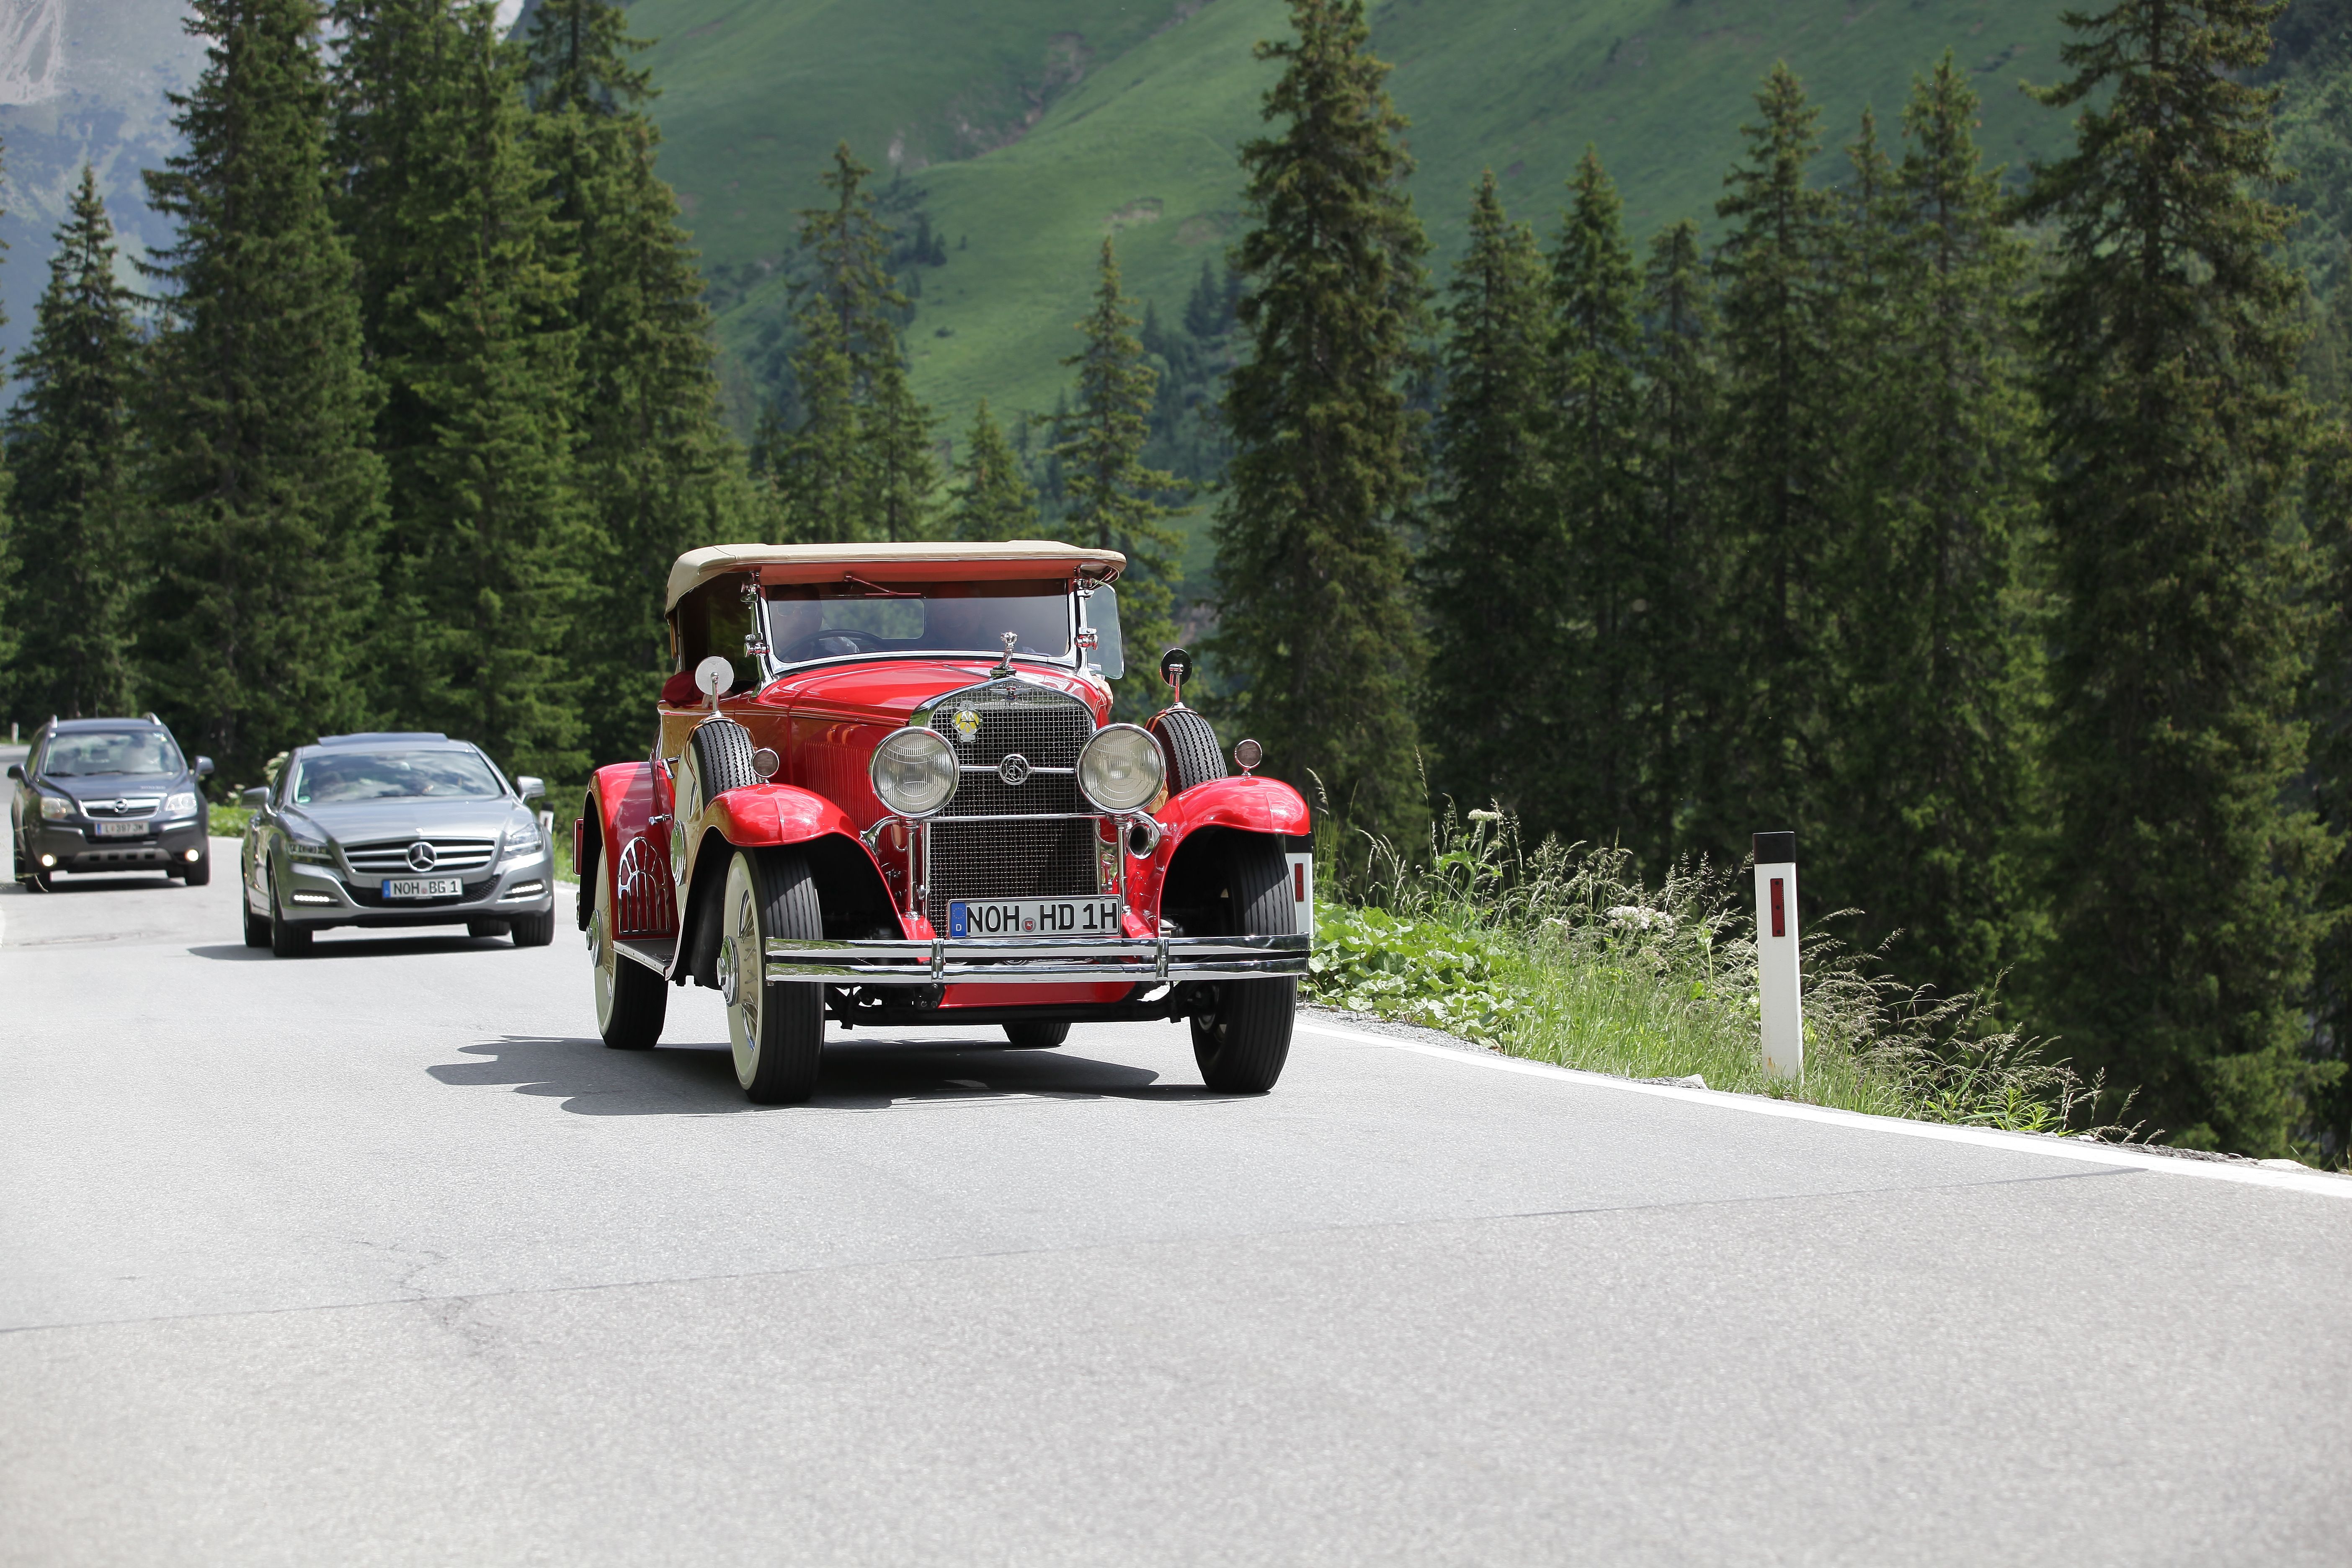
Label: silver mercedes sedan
xmin=238 ymin=732 xmax=557 ymax=957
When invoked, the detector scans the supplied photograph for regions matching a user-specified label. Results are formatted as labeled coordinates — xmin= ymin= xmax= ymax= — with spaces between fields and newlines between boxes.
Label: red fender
xmin=1127 ymin=775 xmax=1311 ymax=918
xmin=589 ymin=760 xmax=676 ymax=939
xmin=701 ymin=782 xmax=864 ymax=847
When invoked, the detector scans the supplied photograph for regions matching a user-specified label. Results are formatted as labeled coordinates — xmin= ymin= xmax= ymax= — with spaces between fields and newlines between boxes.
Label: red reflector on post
xmin=1293 ymin=864 xmax=1306 ymax=901
xmin=1770 ymin=877 xmax=1786 ymax=939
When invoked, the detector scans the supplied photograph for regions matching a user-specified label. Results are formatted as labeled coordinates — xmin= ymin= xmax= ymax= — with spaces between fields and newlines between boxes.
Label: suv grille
xmin=79 ymin=795 xmax=162 ymax=819
xmin=923 ymin=682 xmax=1099 ymax=929
xmin=343 ymin=836 xmax=498 ymax=875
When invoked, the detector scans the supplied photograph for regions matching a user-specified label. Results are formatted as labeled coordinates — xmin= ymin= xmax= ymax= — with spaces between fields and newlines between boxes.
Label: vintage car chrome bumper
xmin=763 ymin=932 xmax=1310 ymax=985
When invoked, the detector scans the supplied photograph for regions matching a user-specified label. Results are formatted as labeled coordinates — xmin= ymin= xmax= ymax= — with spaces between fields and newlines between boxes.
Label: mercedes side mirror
xmin=516 ymin=775 xmax=546 ymax=803
xmin=240 ymin=787 xmax=269 ymax=810
xmin=195 ymin=756 xmax=214 ymax=778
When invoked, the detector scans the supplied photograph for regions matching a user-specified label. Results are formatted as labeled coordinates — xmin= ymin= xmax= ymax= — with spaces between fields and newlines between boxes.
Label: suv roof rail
xmin=314 ymin=731 xmax=451 ymax=746
xmin=145 ymin=712 xmax=160 ymax=723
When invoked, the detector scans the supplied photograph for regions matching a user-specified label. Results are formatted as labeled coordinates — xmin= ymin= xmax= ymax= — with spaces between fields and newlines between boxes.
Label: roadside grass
xmin=1306 ymin=807 xmax=2124 ymax=1137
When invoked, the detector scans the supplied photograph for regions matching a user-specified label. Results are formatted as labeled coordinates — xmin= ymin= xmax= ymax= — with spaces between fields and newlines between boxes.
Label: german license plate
xmin=93 ymin=820 xmax=148 ymax=838
xmin=949 ymin=897 xmax=1122 ymax=937
xmin=382 ymin=877 xmax=465 ymax=900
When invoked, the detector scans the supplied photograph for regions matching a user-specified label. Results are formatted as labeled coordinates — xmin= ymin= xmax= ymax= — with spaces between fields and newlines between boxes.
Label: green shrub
xmin=1303 ymin=804 xmax=2132 ymax=1137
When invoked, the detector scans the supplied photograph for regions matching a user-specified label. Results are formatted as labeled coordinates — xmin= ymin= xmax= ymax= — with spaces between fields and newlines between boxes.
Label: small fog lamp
xmin=1077 ymin=724 xmax=1165 ymax=814
xmin=870 ymin=728 xmax=958 ymax=818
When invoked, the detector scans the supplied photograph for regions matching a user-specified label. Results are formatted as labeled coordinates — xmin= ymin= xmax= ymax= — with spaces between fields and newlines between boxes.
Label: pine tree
xmin=141 ymin=0 xmax=387 ymax=783
xmin=2303 ymin=424 xmax=2352 ymax=1163
xmin=1705 ymin=62 xmax=1843 ymax=860
xmin=1052 ymin=237 xmax=1186 ymax=720
xmin=5 ymin=168 xmax=146 ymax=720
xmin=332 ymin=0 xmax=585 ymax=778
xmin=1549 ymin=149 xmax=1658 ymax=862
xmin=949 ymin=398 xmax=1038 ymax=542
xmin=2022 ymin=0 xmax=2328 ymax=1152
xmin=0 ymin=135 xmax=21 ymax=722
xmin=1424 ymin=172 xmax=1553 ymax=830
xmin=1211 ymin=0 xmax=1429 ymax=840
xmin=1637 ymin=219 xmax=1720 ymax=868
xmin=524 ymin=0 xmax=751 ymax=761
xmin=1823 ymin=54 xmax=2047 ymax=1003
xmin=770 ymin=144 xmax=934 ymax=542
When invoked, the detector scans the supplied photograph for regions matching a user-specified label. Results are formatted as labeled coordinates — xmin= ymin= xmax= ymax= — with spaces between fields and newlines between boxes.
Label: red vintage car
xmin=576 ymin=542 xmax=1314 ymax=1103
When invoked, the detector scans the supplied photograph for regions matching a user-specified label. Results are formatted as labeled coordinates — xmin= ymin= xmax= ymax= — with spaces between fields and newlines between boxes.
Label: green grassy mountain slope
xmin=631 ymin=0 xmax=2082 ymax=443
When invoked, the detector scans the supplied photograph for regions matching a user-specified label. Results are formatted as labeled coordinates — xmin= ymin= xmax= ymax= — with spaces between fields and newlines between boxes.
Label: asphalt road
xmin=3 ymin=849 xmax=2348 ymax=1566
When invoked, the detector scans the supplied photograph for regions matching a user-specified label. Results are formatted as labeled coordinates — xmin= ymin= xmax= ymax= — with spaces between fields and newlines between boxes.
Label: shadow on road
xmin=187 ymin=933 xmax=522 ymax=962
xmin=429 ymin=1033 xmax=1240 ymax=1115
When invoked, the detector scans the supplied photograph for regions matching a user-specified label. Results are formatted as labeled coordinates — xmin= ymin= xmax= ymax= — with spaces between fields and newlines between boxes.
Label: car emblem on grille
xmin=112 ymin=798 xmax=129 ymax=815
xmin=406 ymin=841 xmax=438 ymax=871
xmin=997 ymin=753 xmax=1031 ymax=787
xmin=951 ymin=707 xmax=982 ymax=743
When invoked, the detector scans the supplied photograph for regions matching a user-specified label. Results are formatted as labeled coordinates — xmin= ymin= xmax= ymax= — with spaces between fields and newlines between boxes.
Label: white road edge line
xmin=1293 ymin=1019 xmax=2352 ymax=1200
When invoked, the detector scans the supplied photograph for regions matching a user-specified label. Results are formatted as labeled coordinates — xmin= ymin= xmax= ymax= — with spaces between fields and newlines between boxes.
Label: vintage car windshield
xmin=290 ymin=750 xmax=505 ymax=805
xmin=42 ymin=730 xmax=183 ymax=778
xmin=763 ymin=579 xmax=1074 ymax=665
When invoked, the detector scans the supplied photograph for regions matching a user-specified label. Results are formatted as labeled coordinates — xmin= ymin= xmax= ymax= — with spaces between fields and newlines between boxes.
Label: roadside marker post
xmin=1753 ymin=831 xmax=1802 ymax=1080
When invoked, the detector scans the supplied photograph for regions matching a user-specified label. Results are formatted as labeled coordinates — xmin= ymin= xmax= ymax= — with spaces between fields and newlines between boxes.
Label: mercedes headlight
xmin=163 ymin=792 xmax=199 ymax=818
xmin=1077 ymin=724 xmax=1166 ymax=813
xmin=39 ymin=794 xmax=71 ymax=821
xmin=870 ymin=727 xmax=959 ymax=818
xmin=286 ymin=835 xmax=336 ymax=866
xmin=504 ymin=818 xmax=543 ymax=853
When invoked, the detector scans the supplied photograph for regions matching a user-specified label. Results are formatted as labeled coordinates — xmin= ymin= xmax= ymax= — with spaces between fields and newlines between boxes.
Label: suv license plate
xmin=949 ymin=898 xmax=1122 ymax=937
xmin=382 ymin=877 xmax=465 ymax=900
xmin=93 ymin=820 xmax=149 ymax=838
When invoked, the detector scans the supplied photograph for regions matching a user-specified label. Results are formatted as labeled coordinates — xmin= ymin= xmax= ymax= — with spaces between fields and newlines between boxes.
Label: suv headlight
xmin=164 ymin=792 xmax=199 ymax=818
xmin=870 ymin=727 xmax=958 ymax=818
xmin=39 ymin=795 xmax=72 ymax=821
xmin=1077 ymin=724 xmax=1166 ymax=813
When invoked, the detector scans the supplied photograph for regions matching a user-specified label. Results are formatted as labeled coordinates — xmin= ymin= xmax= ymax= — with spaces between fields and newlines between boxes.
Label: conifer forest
xmin=6 ymin=0 xmax=2352 ymax=1161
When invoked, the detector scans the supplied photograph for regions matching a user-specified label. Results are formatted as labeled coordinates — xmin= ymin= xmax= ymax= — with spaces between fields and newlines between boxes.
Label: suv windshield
xmin=291 ymin=750 xmax=504 ymax=805
xmin=43 ymin=730 xmax=183 ymax=778
xmin=763 ymin=579 xmax=1073 ymax=665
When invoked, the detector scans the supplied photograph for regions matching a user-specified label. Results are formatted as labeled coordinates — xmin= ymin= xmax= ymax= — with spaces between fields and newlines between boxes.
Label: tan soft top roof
xmin=665 ymin=541 xmax=1126 ymax=612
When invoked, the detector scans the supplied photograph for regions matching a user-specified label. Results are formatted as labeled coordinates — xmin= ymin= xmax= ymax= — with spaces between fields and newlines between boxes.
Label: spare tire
xmin=1152 ymin=708 xmax=1227 ymax=797
xmin=691 ymin=718 xmax=761 ymax=799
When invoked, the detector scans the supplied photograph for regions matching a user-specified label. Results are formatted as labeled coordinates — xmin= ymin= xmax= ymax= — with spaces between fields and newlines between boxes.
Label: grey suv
xmin=8 ymin=717 xmax=215 ymax=890
xmin=240 ymin=732 xmax=557 ymax=956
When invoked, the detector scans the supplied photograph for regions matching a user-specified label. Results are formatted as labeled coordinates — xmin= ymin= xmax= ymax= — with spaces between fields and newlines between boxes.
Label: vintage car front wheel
xmin=593 ymin=867 xmax=666 ymax=1050
xmin=1190 ymin=837 xmax=1297 ymax=1093
xmin=720 ymin=847 xmax=825 ymax=1104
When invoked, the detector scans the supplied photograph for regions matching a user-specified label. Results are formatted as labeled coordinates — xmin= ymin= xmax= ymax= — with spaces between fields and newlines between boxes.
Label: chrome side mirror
xmin=516 ymin=775 xmax=546 ymax=803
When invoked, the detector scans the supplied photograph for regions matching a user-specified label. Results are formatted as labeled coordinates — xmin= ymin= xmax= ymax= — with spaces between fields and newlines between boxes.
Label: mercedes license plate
xmin=93 ymin=820 xmax=148 ymax=838
xmin=382 ymin=877 xmax=464 ymax=900
xmin=949 ymin=897 xmax=1121 ymax=937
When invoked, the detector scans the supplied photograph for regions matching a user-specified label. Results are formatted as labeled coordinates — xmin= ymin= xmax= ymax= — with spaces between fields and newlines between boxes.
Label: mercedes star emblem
xmin=406 ymin=841 xmax=438 ymax=871
xmin=997 ymin=753 xmax=1032 ymax=787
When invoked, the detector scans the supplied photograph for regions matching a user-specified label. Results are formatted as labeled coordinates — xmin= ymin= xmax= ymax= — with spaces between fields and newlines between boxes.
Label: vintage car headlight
xmin=39 ymin=794 xmax=72 ymax=821
xmin=870 ymin=727 xmax=959 ymax=818
xmin=163 ymin=792 xmax=200 ymax=818
xmin=1077 ymin=724 xmax=1166 ymax=813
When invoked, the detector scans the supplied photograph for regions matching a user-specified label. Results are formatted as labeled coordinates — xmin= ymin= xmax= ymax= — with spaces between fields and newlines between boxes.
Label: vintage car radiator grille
xmin=923 ymin=683 xmax=1099 ymax=929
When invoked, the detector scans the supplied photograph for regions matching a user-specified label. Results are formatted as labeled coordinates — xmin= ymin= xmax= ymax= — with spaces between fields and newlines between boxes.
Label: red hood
xmin=754 ymin=660 xmax=1111 ymax=724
